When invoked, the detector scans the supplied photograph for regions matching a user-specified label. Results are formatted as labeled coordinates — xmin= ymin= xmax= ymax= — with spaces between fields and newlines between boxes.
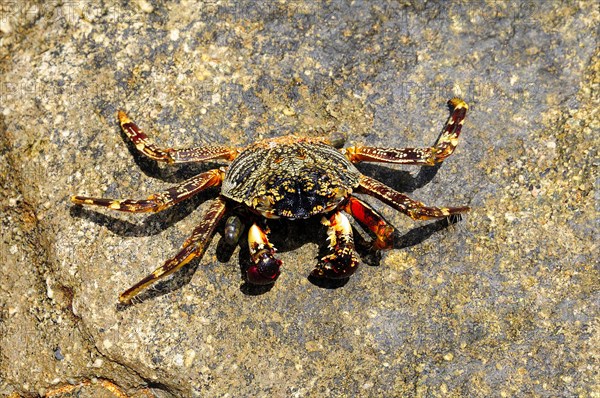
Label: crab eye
xmin=253 ymin=195 xmax=273 ymax=210
xmin=247 ymin=252 xmax=281 ymax=285
xmin=223 ymin=216 xmax=244 ymax=245
xmin=327 ymin=131 xmax=346 ymax=148
xmin=332 ymin=187 xmax=347 ymax=201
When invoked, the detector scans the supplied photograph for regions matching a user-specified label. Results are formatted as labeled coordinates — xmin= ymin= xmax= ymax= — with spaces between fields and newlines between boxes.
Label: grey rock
xmin=0 ymin=1 xmax=597 ymax=397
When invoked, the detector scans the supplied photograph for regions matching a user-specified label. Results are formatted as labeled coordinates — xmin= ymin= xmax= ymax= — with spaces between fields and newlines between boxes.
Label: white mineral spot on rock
xmin=304 ymin=341 xmax=322 ymax=352
xmin=173 ymin=353 xmax=184 ymax=367
xmin=46 ymin=278 xmax=54 ymax=299
xmin=93 ymin=33 xmax=106 ymax=44
xmin=282 ymin=107 xmax=296 ymax=116
xmin=0 ymin=18 xmax=13 ymax=34
xmin=440 ymin=383 xmax=449 ymax=394
xmin=362 ymin=381 xmax=374 ymax=389
xmin=184 ymin=349 xmax=196 ymax=367
xmin=102 ymin=338 xmax=113 ymax=350
xmin=137 ymin=0 xmax=154 ymax=13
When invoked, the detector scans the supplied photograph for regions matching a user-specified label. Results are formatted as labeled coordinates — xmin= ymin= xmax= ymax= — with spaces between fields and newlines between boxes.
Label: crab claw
xmin=311 ymin=250 xmax=358 ymax=279
xmin=311 ymin=211 xmax=359 ymax=279
xmin=247 ymin=223 xmax=282 ymax=285
xmin=247 ymin=250 xmax=282 ymax=284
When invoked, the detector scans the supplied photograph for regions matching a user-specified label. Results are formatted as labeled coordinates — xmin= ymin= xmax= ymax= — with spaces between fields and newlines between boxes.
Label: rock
xmin=0 ymin=2 xmax=597 ymax=397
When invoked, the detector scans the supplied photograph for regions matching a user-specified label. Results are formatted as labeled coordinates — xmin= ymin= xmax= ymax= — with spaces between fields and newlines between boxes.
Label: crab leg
xmin=343 ymin=196 xmax=395 ymax=250
xmin=118 ymin=111 xmax=238 ymax=163
xmin=359 ymin=175 xmax=470 ymax=221
xmin=345 ymin=98 xmax=468 ymax=166
xmin=119 ymin=197 xmax=227 ymax=304
xmin=71 ymin=169 xmax=223 ymax=213
xmin=246 ymin=223 xmax=282 ymax=284
xmin=311 ymin=211 xmax=359 ymax=279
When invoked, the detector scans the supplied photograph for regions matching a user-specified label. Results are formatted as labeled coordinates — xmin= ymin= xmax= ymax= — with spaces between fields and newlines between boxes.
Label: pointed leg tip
xmin=117 ymin=110 xmax=130 ymax=123
xmin=71 ymin=195 xmax=85 ymax=204
xmin=448 ymin=97 xmax=468 ymax=110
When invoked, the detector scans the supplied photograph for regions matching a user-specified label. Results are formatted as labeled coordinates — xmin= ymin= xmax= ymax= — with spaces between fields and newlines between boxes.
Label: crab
xmin=72 ymin=98 xmax=469 ymax=304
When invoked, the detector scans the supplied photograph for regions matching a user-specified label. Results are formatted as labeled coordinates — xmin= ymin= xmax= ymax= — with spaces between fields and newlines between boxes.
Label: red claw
xmin=247 ymin=251 xmax=282 ymax=284
xmin=247 ymin=224 xmax=282 ymax=284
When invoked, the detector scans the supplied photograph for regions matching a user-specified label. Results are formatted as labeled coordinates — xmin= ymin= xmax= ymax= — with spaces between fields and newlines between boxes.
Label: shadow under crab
xmin=71 ymin=98 xmax=470 ymax=304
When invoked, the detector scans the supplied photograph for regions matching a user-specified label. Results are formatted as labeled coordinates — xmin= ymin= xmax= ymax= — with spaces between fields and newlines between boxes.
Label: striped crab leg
xmin=343 ymin=196 xmax=395 ymax=250
xmin=345 ymin=98 xmax=468 ymax=166
xmin=71 ymin=169 xmax=224 ymax=213
xmin=358 ymin=175 xmax=469 ymax=221
xmin=119 ymin=197 xmax=228 ymax=304
xmin=118 ymin=111 xmax=239 ymax=163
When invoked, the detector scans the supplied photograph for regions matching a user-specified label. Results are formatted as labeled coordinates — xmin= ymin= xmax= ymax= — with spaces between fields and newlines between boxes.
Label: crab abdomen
xmin=221 ymin=136 xmax=361 ymax=219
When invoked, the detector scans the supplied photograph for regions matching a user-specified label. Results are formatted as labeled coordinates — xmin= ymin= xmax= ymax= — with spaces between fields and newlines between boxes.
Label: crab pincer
xmin=311 ymin=211 xmax=359 ymax=279
xmin=246 ymin=223 xmax=282 ymax=284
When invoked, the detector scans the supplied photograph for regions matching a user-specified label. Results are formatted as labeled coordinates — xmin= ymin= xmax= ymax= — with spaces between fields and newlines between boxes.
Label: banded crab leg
xmin=359 ymin=175 xmax=470 ymax=221
xmin=118 ymin=111 xmax=239 ymax=163
xmin=119 ymin=197 xmax=228 ymax=304
xmin=345 ymin=98 xmax=468 ymax=166
xmin=71 ymin=168 xmax=224 ymax=213
xmin=343 ymin=196 xmax=395 ymax=250
xmin=311 ymin=211 xmax=359 ymax=279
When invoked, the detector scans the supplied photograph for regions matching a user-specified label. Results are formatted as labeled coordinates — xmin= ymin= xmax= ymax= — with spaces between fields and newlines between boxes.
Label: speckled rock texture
xmin=1 ymin=1 xmax=598 ymax=397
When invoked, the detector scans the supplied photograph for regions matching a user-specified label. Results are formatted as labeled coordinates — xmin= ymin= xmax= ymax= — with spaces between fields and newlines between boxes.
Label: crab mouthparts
xmin=250 ymin=172 xmax=350 ymax=219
